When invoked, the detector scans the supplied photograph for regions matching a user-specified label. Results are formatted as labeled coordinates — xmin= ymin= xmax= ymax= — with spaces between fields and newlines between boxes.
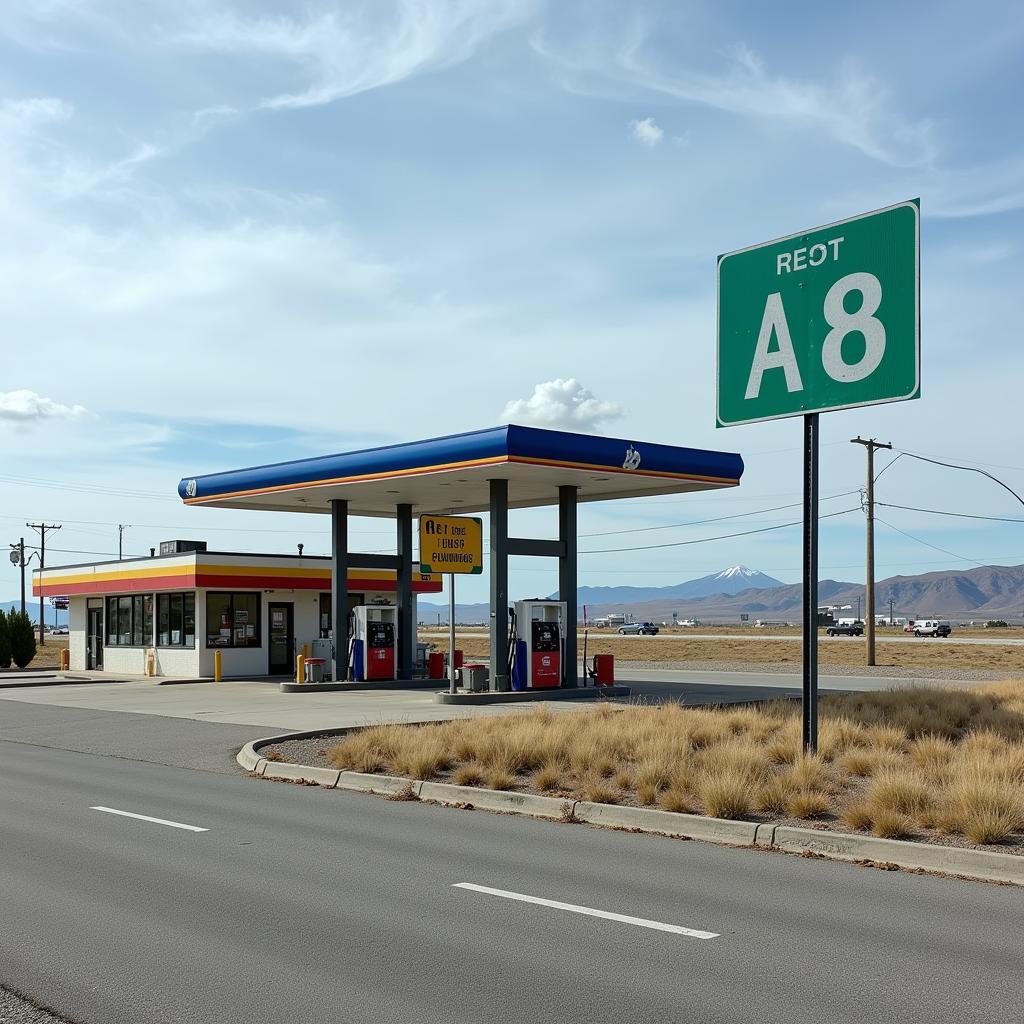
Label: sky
xmin=2 ymin=0 xmax=1024 ymax=607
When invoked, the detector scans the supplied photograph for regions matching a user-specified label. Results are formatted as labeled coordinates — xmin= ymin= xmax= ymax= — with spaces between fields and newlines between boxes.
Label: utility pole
xmin=851 ymin=437 xmax=892 ymax=666
xmin=118 ymin=524 xmax=130 ymax=561
xmin=889 ymin=597 xmax=894 ymax=626
xmin=26 ymin=523 xmax=61 ymax=645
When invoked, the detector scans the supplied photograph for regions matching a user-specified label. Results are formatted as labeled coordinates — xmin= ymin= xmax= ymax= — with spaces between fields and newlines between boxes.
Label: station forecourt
xmin=173 ymin=424 xmax=743 ymax=691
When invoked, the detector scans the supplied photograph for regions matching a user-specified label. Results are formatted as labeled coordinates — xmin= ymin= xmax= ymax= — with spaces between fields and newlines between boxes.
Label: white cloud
xmin=630 ymin=116 xmax=663 ymax=147
xmin=501 ymin=378 xmax=624 ymax=433
xmin=0 ymin=389 xmax=87 ymax=424
xmin=177 ymin=0 xmax=529 ymax=112
xmin=536 ymin=33 xmax=937 ymax=168
xmin=0 ymin=97 xmax=73 ymax=132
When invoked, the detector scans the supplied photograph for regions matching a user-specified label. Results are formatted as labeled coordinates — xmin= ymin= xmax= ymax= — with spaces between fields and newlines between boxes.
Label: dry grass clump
xmin=326 ymin=680 xmax=1024 ymax=846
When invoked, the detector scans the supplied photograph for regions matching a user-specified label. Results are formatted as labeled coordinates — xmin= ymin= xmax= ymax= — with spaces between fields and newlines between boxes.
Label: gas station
xmin=178 ymin=424 xmax=743 ymax=695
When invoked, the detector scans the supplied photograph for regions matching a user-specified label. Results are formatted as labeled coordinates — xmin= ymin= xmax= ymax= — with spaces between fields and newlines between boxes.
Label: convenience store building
xmin=33 ymin=541 xmax=441 ymax=678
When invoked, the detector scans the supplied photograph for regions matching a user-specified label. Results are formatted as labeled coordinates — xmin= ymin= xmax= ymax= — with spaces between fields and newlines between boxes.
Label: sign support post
xmin=801 ymin=414 xmax=819 ymax=753
xmin=418 ymin=513 xmax=483 ymax=695
xmin=448 ymin=575 xmax=456 ymax=694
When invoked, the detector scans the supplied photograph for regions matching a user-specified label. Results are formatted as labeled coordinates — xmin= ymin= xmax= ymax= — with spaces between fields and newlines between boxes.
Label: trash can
xmin=592 ymin=654 xmax=614 ymax=686
xmin=304 ymin=658 xmax=326 ymax=684
xmin=462 ymin=663 xmax=489 ymax=692
xmin=428 ymin=651 xmax=446 ymax=679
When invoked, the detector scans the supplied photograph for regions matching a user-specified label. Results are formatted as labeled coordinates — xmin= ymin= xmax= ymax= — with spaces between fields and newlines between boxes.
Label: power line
xmin=580 ymin=507 xmax=859 ymax=555
xmin=579 ymin=491 xmax=859 ymax=538
xmin=874 ymin=517 xmax=986 ymax=568
xmin=875 ymin=451 xmax=1024 ymax=508
xmin=876 ymin=502 xmax=1024 ymax=524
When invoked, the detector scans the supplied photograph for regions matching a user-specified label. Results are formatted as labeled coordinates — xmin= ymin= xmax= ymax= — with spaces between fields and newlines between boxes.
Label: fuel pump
xmin=350 ymin=605 xmax=398 ymax=682
xmin=510 ymin=600 xmax=565 ymax=690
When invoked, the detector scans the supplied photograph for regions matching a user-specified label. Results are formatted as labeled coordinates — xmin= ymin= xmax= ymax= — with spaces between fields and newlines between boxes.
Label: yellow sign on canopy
xmin=419 ymin=515 xmax=483 ymax=575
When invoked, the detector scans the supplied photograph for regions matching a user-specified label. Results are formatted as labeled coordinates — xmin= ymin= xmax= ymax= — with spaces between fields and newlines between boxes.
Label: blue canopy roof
xmin=179 ymin=424 xmax=743 ymax=517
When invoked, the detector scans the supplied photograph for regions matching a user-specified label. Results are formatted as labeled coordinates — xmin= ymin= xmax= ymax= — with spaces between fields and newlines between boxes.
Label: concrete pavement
xmin=1 ymin=713 xmax=1021 ymax=1024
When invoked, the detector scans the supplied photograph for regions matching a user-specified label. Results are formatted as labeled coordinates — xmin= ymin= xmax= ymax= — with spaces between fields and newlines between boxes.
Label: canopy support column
xmin=396 ymin=503 xmax=414 ymax=681
xmin=489 ymin=478 xmax=510 ymax=692
xmin=330 ymin=499 xmax=349 ymax=682
xmin=559 ymin=485 xmax=578 ymax=688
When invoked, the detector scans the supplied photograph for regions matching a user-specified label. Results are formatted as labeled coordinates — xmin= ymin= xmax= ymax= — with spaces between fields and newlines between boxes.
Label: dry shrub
xmin=787 ymin=790 xmax=832 ymax=820
xmin=452 ymin=763 xmax=485 ymax=787
xmin=865 ymin=770 xmax=934 ymax=820
xmin=785 ymin=754 xmax=831 ymax=792
xmin=659 ymin=787 xmax=696 ymax=814
xmin=818 ymin=717 xmax=869 ymax=762
xmin=909 ymin=734 xmax=955 ymax=774
xmin=532 ymin=764 xmax=563 ymax=793
xmin=636 ymin=782 xmax=659 ymax=806
xmin=872 ymin=810 xmax=914 ymax=839
xmin=697 ymin=767 xmax=757 ymax=819
xmin=486 ymin=768 xmax=517 ymax=791
xmin=613 ymin=769 xmax=634 ymax=792
xmin=755 ymin=777 xmax=791 ymax=816
xmin=941 ymin=767 xmax=1024 ymax=844
xmin=840 ymin=802 xmax=873 ymax=831
xmin=582 ymin=780 xmax=620 ymax=805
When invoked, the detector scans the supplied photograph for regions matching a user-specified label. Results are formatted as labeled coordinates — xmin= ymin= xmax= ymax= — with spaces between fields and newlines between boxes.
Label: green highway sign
xmin=717 ymin=200 xmax=919 ymax=427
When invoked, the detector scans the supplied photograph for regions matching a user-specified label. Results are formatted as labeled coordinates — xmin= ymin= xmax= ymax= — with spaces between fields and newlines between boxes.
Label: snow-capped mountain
xmin=562 ymin=566 xmax=785 ymax=606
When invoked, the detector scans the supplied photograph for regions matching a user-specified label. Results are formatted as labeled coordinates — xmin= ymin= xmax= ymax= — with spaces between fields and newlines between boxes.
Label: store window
xmin=157 ymin=593 xmax=196 ymax=647
xmin=105 ymin=594 xmax=155 ymax=646
xmin=206 ymin=592 xmax=260 ymax=648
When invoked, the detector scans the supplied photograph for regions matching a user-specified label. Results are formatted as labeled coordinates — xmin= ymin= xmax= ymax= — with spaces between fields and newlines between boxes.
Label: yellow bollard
xmin=296 ymin=653 xmax=305 ymax=685
xmin=301 ymin=643 xmax=310 ymax=661
xmin=214 ymin=649 xmax=222 ymax=682
xmin=60 ymin=648 xmax=70 ymax=671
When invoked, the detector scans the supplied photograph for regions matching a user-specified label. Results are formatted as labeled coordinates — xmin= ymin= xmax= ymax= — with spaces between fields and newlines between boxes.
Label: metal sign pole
xmin=448 ymin=574 xmax=456 ymax=694
xmin=802 ymin=413 xmax=820 ymax=753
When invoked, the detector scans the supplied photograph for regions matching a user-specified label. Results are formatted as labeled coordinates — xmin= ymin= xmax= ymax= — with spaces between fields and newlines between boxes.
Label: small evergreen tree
xmin=0 ymin=609 xmax=11 ymax=669
xmin=10 ymin=610 xmax=36 ymax=669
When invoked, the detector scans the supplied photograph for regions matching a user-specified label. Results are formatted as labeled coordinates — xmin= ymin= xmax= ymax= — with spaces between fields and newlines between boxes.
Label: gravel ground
xmin=616 ymin=659 xmax=1022 ymax=682
xmin=0 ymin=988 xmax=75 ymax=1024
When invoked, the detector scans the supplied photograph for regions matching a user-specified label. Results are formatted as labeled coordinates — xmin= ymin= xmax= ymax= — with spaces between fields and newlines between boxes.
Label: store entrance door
xmin=268 ymin=603 xmax=294 ymax=675
xmin=87 ymin=606 xmax=104 ymax=670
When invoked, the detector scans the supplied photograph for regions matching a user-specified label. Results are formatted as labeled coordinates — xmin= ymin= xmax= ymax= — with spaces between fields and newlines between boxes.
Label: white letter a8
xmin=745 ymin=292 xmax=804 ymax=400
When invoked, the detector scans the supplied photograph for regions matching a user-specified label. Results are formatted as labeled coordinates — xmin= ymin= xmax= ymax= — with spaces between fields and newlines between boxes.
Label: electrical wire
xmin=579 ymin=491 xmax=859 ymax=538
xmin=580 ymin=507 xmax=859 ymax=555
xmin=876 ymin=503 xmax=1024 ymax=525
xmin=875 ymin=451 xmax=1024 ymax=509
xmin=874 ymin=518 xmax=986 ymax=568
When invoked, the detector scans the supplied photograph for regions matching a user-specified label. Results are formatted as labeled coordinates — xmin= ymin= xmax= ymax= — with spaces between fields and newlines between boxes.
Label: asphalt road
xmin=2 ymin=701 xmax=1022 ymax=1024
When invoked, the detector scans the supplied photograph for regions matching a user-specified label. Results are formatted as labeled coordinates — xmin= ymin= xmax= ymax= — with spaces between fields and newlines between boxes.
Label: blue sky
xmin=2 ymin=0 xmax=1023 ymax=606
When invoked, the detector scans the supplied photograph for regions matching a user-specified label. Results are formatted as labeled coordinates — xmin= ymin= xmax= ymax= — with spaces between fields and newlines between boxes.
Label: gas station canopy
xmin=177 ymin=424 xmax=744 ymax=516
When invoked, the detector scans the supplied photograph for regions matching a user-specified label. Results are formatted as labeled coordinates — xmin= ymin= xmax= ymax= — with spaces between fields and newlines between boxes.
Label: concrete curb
xmin=419 ymin=783 xmax=568 ymax=818
xmin=573 ymin=801 xmax=760 ymax=846
xmin=237 ymin=730 xmax=1024 ymax=886
xmin=770 ymin=826 xmax=1024 ymax=885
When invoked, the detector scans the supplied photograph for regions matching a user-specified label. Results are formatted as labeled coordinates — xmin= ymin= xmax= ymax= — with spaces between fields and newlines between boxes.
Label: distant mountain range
xmin=417 ymin=563 xmax=1024 ymax=624
xmin=570 ymin=565 xmax=783 ymax=606
xmin=0 ymin=601 xmax=59 ymax=625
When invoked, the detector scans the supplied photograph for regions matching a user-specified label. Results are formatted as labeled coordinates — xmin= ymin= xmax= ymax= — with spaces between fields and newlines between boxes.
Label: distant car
xmin=618 ymin=622 xmax=659 ymax=635
xmin=913 ymin=620 xmax=951 ymax=638
xmin=826 ymin=622 xmax=864 ymax=637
